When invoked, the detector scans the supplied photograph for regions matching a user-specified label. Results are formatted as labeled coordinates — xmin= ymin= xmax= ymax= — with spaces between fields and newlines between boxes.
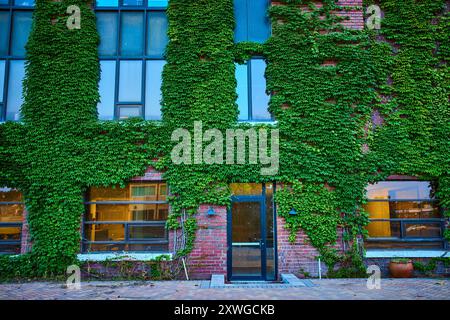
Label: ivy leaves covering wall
xmin=368 ymin=0 xmax=450 ymax=217
xmin=0 ymin=0 xmax=164 ymax=278
xmin=0 ymin=0 xmax=448 ymax=279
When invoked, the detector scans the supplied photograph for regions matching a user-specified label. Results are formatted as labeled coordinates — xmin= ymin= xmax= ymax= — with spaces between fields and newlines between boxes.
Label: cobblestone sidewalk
xmin=0 ymin=278 xmax=448 ymax=300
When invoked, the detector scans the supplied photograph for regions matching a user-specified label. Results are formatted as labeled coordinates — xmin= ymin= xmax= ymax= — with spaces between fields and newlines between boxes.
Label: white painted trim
xmin=238 ymin=121 xmax=278 ymax=126
xmin=365 ymin=250 xmax=449 ymax=258
xmin=77 ymin=252 xmax=173 ymax=262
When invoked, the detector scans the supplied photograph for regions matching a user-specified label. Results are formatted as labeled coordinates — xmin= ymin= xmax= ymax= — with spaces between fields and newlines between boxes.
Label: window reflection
xmin=364 ymin=181 xmax=443 ymax=250
xmin=0 ymin=188 xmax=23 ymax=254
xmin=84 ymin=182 xmax=169 ymax=252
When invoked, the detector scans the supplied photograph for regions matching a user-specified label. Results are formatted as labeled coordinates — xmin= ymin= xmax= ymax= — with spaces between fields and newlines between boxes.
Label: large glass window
xmin=363 ymin=181 xmax=446 ymax=249
xmin=0 ymin=2 xmax=33 ymax=122
xmin=0 ymin=188 xmax=23 ymax=255
xmin=236 ymin=59 xmax=271 ymax=121
xmin=234 ymin=0 xmax=271 ymax=43
xmin=95 ymin=1 xmax=168 ymax=120
xmin=83 ymin=182 xmax=169 ymax=252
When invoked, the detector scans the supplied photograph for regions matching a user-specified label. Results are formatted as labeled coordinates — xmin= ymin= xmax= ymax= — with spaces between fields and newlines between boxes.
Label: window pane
xmin=86 ymin=204 xmax=168 ymax=222
xmin=250 ymin=59 xmax=270 ymax=120
xmin=0 ymin=244 xmax=21 ymax=254
xmin=247 ymin=0 xmax=270 ymax=43
xmin=85 ymin=224 xmax=125 ymax=242
xmin=389 ymin=201 xmax=440 ymax=219
xmin=148 ymin=0 xmax=168 ymax=7
xmin=0 ymin=188 xmax=22 ymax=202
xmin=90 ymin=185 xmax=129 ymax=201
xmin=404 ymin=223 xmax=442 ymax=238
xmin=0 ymin=12 xmax=9 ymax=56
xmin=14 ymin=0 xmax=34 ymax=5
xmin=0 ymin=60 xmax=5 ymax=103
xmin=97 ymin=60 xmax=116 ymax=120
xmin=0 ymin=226 xmax=21 ymax=241
xmin=123 ymin=0 xmax=144 ymax=6
xmin=11 ymin=11 xmax=32 ymax=56
xmin=366 ymin=181 xmax=433 ymax=200
xmin=129 ymin=225 xmax=165 ymax=240
xmin=120 ymin=12 xmax=144 ymax=56
xmin=87 ymin=204 xmax=129 ymax=222
xmin=131 ymin=185 xmax=156 ymax=199
xmin=118 ymin=105 xmax=142 ymax=119
xmin=96 ymin=0 xmax=118 ymax=7
xmin=366 ymin=220 xmax=401 ymax=238
xmin=119 ymin=60 xmax=142 ymax=102
xmin=97 ymin=13 xmax=118 ymax=56
xmin=233 ymin=0 xmax=248 ymax=43
xmin=147 ymin=12 xmax=168 ymax=57
xmin=6 ymin=60 xmax=25 ymax=121
xmin=131 ymin=204 xmax=168 ymax=221
xmin=89 ymin=183 xmax=166 ymax=202
xmin=119 ymin=63 xmax=142 ymax=101
xmin=145 ymin=60 xmax=165 ymax=120
xmin=0 ymin=204 xmax=24 ymax=222
xmin=0 ymin=0 xmax=9 ymax=5
xmin=235 ymin=63 xmax=249 ymax=120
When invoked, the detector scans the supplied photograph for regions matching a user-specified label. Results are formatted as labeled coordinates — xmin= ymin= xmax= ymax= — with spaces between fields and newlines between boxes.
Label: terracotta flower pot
xmin=389 ymin=260 xmax=414 ymax=278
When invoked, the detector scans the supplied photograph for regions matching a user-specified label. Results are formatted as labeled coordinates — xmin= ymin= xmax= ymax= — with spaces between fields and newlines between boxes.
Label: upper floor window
xmin=95 ymin=1 xmax=168 ymax=121
xmin=363 ymin=181 xmax=446 ymax=250
xmin=234 ymin=0 xmax=271 ymax=43
xmin=0 ymin=1 xmax=33 ymax=121
xmin=0 ymin=188 xmax=24 ymax=255
xmin=236 ymin=58 xmax=271 ymax=121
xmin=83 ymin=182 xmax=169 ymax=253
xmin=96 ymin=0 xmax=167 ymax=7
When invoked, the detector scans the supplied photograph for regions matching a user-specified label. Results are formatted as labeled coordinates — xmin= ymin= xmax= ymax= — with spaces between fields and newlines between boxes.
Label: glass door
xmin=228 ymin=183 xmax=276 ymax=281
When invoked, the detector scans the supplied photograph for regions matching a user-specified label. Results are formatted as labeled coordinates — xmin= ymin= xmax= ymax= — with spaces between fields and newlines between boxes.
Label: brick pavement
xmin=0 ymin=278 xmax=449 ymax=300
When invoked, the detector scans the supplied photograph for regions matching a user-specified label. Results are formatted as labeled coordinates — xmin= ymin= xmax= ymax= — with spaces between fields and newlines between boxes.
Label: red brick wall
xmin=20 ymin=208 xmax=31 ymax=254
xmin=187 ymin=205 xmax=228 ymax=280
xmin=277 ymin=216 xmax=346 ymax=278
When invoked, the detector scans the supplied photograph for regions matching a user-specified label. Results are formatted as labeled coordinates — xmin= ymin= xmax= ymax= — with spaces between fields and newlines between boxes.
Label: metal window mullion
xmin=2 ymin=8 xmax=13 ymax=121
xmin=142 ymin=9 xmax=149 ymax=119
xmin=261 ymin=183 xmax=267 ymax=280
xmin=114 ymin=9 xmax=121 ymax=119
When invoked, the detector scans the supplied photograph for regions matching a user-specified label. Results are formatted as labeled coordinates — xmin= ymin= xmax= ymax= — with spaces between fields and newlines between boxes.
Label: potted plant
xmin=389 ymin=258 xmax=414 ymax=278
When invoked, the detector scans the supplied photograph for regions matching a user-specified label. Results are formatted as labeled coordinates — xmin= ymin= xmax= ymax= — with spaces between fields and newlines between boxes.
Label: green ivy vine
xmin=0 ymin=0 xmax=448 ymax=280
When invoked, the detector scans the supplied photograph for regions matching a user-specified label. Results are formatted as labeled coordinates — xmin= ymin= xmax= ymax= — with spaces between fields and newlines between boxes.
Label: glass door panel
xmin=231 ymin=201 xmax=262 ymax=277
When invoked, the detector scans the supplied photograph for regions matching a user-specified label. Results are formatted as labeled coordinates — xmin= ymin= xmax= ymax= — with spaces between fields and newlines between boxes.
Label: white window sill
xmin=77 ymin=252 xmax=173 ymax=262
xmin=365 ymin=250 xmax=449 ymax=258
xmin=238 ymin=120 xmax=278 ymax=126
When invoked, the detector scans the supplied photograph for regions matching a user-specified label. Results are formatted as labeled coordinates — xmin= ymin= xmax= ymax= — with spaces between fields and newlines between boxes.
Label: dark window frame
xmin=0 ymin=196 xmax=23 ymax=255
xmin=0 ymin=0 xmax=34 ymax=121
xmin=365 ymin=180 xmax=447 ymax=250
xmin=81 ymin=181 xmax=170 ymax=253
xmin=238 ymin=56 xmax=273 ymax=122
xmin=95 ymin=1 xmax=168 ymax=121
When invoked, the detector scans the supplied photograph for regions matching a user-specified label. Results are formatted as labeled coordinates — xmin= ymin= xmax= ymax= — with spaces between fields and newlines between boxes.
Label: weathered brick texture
xmin=187 ymin=205 xmax=228 ymax=280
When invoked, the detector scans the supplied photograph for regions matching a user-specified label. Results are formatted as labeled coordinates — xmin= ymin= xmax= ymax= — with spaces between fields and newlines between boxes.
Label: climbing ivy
xmin=0 ymin=0 xmax=448 ymax=280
